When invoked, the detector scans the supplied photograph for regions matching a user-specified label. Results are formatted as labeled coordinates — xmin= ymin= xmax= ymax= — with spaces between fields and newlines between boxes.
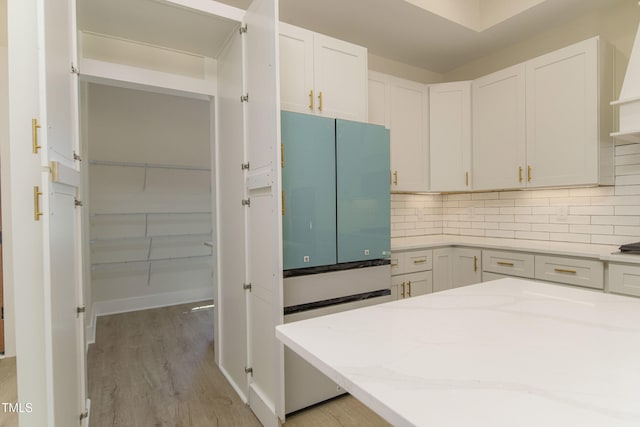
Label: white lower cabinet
xmin=452 ymin=248 xmax=482 ymax=288
xmin=534 ymin=255 xmax=603 ymax=290
xmin=390 ymin=249 xmax=433 ymax=300
xmin=391 ymin=271 xmax=433 ymax=300
xmin=432 ymin=247 xmax=481 ymax=292
xmin=609 ymin=264 xmax=640 ymax=297
xmin=482 ymin=250 xmax=534 ymax=279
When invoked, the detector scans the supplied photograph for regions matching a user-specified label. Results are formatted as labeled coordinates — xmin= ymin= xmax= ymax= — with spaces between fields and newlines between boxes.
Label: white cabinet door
xmin=391 ymin=271 xmax=432 ymax=299
xmin=280 ymin=23 xmax=367 ymax=122
xmin=313 ymin=33 xmax=367 ymax=121
xmin=430 ymin=81 xmax=472 ymax=192
xmin=452 ymin=248 xmax=482 ymax=288
xmin=279 ymin=22 xmax=314 ymax=115
xmin=368 ymin=71 xmax=389 ymax=127
xmin=473 ymin=64 xmax=526 ymax=191
xmin=525 ymin=37 xmax=598 ymax=187
xmin=433 ymin=248 xmax=453 ymax=292
xmin=390 ymin=78 xmax=429 ymax=192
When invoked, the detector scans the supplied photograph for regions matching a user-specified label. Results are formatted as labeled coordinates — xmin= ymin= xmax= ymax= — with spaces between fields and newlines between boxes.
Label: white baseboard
xmin=249 ymin=383 xmax=279 ymax=427
xmin=219 ymin=364 xmax=248 ymax=404
xmin=86 ymin=288 xmax=214 ymax=348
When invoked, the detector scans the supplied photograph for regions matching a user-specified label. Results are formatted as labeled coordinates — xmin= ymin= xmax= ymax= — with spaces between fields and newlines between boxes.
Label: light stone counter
xmin=276 ymin=278 xmax=640 ymax=427
xmin=392 ymin=234 xmax=634 ymax=263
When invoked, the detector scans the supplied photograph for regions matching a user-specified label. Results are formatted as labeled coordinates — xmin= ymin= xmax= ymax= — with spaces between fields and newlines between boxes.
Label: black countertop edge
xmin=283 ymin=258 xmax=390 ymax=278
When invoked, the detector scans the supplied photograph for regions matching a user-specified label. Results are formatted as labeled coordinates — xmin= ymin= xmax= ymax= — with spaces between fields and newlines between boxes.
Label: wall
xmin=444 ymin=0 xmax=639 ymax=81
xmin=0 ymin=9 xmax=16 ymax=356
xmin=84 ymin=83 xmax=214 ymax=323
xmin=368 ymin=53 xmax=444 ymax=84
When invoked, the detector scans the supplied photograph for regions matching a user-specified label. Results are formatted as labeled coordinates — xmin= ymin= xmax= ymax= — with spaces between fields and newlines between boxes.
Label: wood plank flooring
xmin=88 ymin=302 xmax=389 ymax=427
xmin=0 ymin=357 xmax=18 ymax=427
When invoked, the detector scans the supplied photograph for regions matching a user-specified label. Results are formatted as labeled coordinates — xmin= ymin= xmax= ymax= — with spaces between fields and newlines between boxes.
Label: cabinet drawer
xmin=391 ymin=249 xmax=433 ymax=275
xmin=609 ymin=264 xmax=640 ymax=298
xmin=482 ymin=250 xmax=534 ymax=278
xmin=534 ymin=255 xmax=603 ymax=289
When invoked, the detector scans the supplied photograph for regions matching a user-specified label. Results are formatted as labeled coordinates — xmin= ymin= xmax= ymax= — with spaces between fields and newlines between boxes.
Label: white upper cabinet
xmin=429 ymin=81 xmax=472 ymax=192
xmin=368 ymin=71 xmax=429 ymax=192
xmin=525 ymin=37 xmax=611 ymax=187
xmin=472 ymin=64 xmax=526 ymax=191
xmin=279 ymin=22 xmax=368 ymax=121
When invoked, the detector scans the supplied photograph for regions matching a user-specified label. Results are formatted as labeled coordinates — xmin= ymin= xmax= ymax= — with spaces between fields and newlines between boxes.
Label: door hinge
xmin=244 ymin=366 xmax=253 ymax=375
xmin=77 ymin=306 xmax=86 ymax=317
xmin=80 ymin=410 xmax=89 ymax=422
xmin=1 ymin=306 xmax=4 ymax=320
xmin=73 ymin=151 xmax=82 ymax=162
xmin=71 ymin=63 xmax=80 ymax=75
xmin=241 ymin=199 xmax=251 ymax=207
xmin=240 ymin=94 xmax=249 ymax=103
xmin=239 ymin=24 xmax=248 ymax=34
xmin=243 ymin=283 xmax=252 ymax=291
xmin=241 ymin=162 xmax=250 ymax=171
xmin=74 ymin=198 xmax=83 ymax=207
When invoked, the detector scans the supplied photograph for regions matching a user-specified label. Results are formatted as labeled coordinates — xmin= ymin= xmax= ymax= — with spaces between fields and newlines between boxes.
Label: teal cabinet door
xmin=336 ymin=119 xmax=390 ymax=263
xmin=281 ymin=112 xmax=337 ymax=270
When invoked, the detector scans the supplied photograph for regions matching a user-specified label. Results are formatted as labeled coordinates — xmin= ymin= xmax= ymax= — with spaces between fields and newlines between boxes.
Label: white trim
xmin=249 ymin=383 xmax=279 ymax=427
xmin=219 ymin=364 xmax=248 ymax=404
xmin=79 ymin=58 xmax=216 ymax=99
xmin=161 ymin=0 xmax=245 ymax=23
xmin=87 ymin=288 xmax=214 ymax=345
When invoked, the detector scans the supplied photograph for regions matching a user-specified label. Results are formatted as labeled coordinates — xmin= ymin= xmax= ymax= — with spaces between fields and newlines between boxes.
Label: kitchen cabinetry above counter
xmin=279 ymin=22 xmax=368 ymax=122
xmin=371 ymin=36 xmax=613 ymax=194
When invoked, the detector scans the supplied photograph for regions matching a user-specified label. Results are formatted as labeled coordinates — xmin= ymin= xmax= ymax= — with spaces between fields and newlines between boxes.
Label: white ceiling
xmin=77 ymin=0 xmax=627 ymax=72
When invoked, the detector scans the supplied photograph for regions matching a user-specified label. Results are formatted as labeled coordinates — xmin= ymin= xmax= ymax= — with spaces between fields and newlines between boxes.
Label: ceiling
xmin=226 ymin=0 xmax=626 ymax=73
xmin=77 ymin=0 xmax=627 ymax=72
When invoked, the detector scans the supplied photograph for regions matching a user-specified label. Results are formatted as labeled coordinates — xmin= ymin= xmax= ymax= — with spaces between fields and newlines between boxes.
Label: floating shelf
xmin=91 ymin=253 xmax=213 ymax=268
xmin=610 ymin=130 xmax=640 ymax=143
xmin=90 ymin=159 xmax=211 ymax=171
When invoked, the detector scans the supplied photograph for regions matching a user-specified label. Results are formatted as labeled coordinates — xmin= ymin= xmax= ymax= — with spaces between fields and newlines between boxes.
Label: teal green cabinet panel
xmin=281 ymin=112 xmax=337 ymax=270
xmin=336 ymin=119 xmax=390 ymax=263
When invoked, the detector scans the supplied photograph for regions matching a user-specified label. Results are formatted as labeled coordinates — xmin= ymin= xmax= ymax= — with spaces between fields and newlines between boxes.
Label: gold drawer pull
xmin=554 ymin=268 xmax=577 ymax=274
xmin=474 ymin=255 xmax=478 ymax=272
xmin=401 ymin=282 xmax=405 ymax=298
xmin=34 ymin=186 xmax=43 ymax=221
xmin=528 ymin=165 xmax=532 ymax=182
xmin=32 ymin=118 xmax=42 ymax=153
xmin=497 ymin=261 xmax=515 ymax=267
xmin=393 ymin=171 xmax=398 ymax=185
xmin=407 ymin=280 xmax=412 ymax=297
xmin=309 ymin=90 xmax=314 ymax=110
xmin=518 ymin=166 xmax=523 ymax=183
xmin=413 ymin=259 xmax=427 ymax=264
xmin=318 ymin=91 xmax=323 ymax=111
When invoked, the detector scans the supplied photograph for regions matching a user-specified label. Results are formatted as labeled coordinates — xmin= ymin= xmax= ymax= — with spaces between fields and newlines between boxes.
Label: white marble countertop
xmin=391 ymin=234 xmax=640 ymax=263
xmin=276 ymin=278 xmax=640 ymax=426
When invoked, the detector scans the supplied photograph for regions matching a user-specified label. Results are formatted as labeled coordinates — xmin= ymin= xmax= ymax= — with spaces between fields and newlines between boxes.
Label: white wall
xmin=84 ymin=83 xmax=214 ymax=320
xmin=0 ymin=23 xmax=16 ymax=356
xmin=444 ymin=0 xmax=639 ymax=81
xmin=368 ymin=53 xmax=444 ymax=84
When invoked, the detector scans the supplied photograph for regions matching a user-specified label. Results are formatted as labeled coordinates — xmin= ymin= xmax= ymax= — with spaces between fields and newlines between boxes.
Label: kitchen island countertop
xmin=276 ymin=278 xmax=640 ymax=426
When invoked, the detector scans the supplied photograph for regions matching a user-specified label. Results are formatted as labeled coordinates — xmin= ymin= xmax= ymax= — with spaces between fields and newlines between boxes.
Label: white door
xmin=7 ymin=0 xmax=86 ymax=425
xmin=313 ymin=33 xmax=368 ymax=121
xmin=452 ymin=248 xmax=482 ymax=288
xmin=244 ymin=0 xmax=283 ymax=425
xmin=473 ymin=64 xmax=526 ymax=191
xmin=390 ymin=78 xmax=429 ymax=192
xmin=525 ymin=38 xmax=598 ymax=187
xmin=429 ymin=81 xmax=472 ymax=192
xmin=278 ymin=22 xmax=314 ymax=115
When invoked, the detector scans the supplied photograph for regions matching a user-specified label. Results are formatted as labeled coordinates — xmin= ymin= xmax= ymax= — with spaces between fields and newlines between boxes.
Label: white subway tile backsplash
xmin=391 ymin=144 xmax=640 ymax=244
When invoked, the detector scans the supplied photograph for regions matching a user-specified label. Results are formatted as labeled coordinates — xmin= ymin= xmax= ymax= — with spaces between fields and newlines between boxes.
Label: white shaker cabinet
xmin=472 ymin=64 xmax=526 ymax=191
xmin=525 ymin=37 xmax=612 ymax=187
xmin=429 ymin=81 xmax=472 ymax=192
xmin=279 ymin=22 xmax=367 ymax=122
xmin=368 ymin=72 xmax=429 ymax=192
xmin=452 ymin=248 xmax=482 ymax=288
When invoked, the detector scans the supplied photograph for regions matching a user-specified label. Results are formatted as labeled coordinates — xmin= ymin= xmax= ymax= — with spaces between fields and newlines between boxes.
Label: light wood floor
xmin=88 ymin=302 xmax=389 ymax=427
xmin=0 ymin=357 xmax=18 ymax=427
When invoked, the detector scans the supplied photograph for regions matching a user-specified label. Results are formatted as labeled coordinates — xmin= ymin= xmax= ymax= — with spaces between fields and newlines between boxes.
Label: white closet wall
xmin=85 ymin=83 xmax=214 ymax=315
xmin=1 ymin=38 xmax=16 ymax=357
